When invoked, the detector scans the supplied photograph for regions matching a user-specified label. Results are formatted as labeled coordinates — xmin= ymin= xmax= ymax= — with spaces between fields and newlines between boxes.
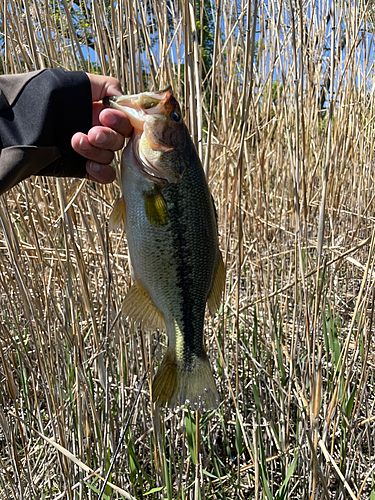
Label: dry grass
xmin=1 ymin=0 xmax=375 ymax=498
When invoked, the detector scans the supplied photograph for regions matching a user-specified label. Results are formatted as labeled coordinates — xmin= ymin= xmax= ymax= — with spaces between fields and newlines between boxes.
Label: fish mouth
xmin=108 ymin=86 xmax=177 ymax=184
xmin=108 ymin=86 xmax=172 ymax=128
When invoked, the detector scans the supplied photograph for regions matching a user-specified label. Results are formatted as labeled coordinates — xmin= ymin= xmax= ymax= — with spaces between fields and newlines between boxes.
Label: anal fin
xmin=122 ymin=283 xmax=165 ymax=330
xmin=152 ymin=348 xmax=178 ymax=406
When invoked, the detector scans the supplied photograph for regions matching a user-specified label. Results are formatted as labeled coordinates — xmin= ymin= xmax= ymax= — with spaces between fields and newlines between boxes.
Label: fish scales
xmin=109 ymin=87 xmax=224 ymax=411
xmin=161 ymin=159 xmax=218 ymax=365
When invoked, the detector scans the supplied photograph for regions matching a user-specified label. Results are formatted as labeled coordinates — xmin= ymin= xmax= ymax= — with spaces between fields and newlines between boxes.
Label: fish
xmin=109 ymin=86 xmax=225 ymax=411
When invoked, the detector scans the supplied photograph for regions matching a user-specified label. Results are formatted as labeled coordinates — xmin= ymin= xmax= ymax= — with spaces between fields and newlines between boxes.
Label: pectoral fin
xmin=122 ymin=283 xmax=165 ymax=330
xmin=207 ymin=253 xmax=225 ymax=315
xmin=145 ymin=191 xmax=169 ymax=227
xmin=109 ymin=197 xmax=127 ymax=231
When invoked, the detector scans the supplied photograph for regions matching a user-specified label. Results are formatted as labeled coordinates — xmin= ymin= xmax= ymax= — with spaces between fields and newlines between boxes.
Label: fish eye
xmin=170 ymin=111 xmax=181 ymax=123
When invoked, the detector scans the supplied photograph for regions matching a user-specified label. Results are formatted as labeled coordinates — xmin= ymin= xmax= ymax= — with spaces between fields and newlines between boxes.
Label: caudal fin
xmin=152 ymin=348 xmax=219 ymax=411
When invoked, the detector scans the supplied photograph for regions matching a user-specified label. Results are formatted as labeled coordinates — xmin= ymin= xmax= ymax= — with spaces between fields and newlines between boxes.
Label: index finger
xmin=97 ymin=108 xmax=133 ymax=138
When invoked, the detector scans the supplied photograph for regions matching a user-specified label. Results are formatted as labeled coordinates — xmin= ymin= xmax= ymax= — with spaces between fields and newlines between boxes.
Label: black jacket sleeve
xmin=0 ymin=68 xmax=92 ymax=195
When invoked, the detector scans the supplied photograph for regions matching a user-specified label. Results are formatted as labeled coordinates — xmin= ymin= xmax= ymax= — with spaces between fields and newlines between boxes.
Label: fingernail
xmin=88 ymin=162 xmax=102 ymax=173
xmin=95 ymin=130 xmax=105 ymax=145
xmin=79 ymin=136 xmax=91 ymax=152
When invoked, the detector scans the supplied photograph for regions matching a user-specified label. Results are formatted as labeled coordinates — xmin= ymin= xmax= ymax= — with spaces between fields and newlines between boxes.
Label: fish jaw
xmin=109 ymin=87 xmax=188 ymax=185
xmin=108 ymin=87 xmax=174 ymax=143
xmin=109 ymin=86 xmax=173 ymax=122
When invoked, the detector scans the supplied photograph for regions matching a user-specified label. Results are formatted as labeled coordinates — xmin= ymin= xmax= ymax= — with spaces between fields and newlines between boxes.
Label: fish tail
xmin=152 ymin=348 xmax=219 ymax=411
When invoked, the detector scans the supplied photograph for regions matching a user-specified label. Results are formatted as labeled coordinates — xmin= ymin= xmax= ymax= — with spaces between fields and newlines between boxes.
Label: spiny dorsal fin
xmin=207 ymin=252 xmax=225 ymax=315
xmin=122 ymin=283 xmax=165 ymax=330
xmin=144 ymin=191 xmax=169 ymax=227
xmin=109 ymin=197 xmax=127 ymax=231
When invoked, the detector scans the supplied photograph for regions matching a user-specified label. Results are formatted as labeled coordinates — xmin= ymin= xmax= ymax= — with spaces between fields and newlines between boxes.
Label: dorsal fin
xmin=207 ymin=253 xmax=225 ymax=315
xmin=109 ymin=197 xmax=127 ymax=231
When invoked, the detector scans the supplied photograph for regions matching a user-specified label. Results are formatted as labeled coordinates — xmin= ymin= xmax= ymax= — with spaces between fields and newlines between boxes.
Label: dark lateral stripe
xmin=168 ymin=184 xmax=197 ymax=366
xmin=164 ymin=159 xmax=217 ymax=368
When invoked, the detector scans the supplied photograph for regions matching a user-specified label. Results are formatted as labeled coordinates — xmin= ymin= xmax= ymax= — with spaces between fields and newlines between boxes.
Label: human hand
xmin=71 ymin=73 xmax=133 ymax=183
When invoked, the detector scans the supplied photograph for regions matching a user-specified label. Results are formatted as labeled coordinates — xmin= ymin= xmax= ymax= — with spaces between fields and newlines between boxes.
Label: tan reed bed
xmin=1 ymin=1 xmax=375 ymax=498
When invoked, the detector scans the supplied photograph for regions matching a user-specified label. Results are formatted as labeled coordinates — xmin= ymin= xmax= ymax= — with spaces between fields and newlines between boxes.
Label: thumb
xmin=87 ymin=73 xmax=123 ymax=101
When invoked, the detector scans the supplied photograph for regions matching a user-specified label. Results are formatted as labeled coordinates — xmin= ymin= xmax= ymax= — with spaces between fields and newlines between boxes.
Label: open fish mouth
xmin=108 ymin=86 xmax=172 ymax=128
xmin=108 ymin=86 xmax=178 ymax=184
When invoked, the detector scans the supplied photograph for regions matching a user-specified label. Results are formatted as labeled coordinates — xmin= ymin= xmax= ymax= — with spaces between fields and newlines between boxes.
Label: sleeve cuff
xmin=0 ymin=68 xmax=92 ymax=193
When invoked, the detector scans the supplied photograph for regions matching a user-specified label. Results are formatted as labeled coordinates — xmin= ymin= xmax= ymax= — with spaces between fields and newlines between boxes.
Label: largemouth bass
xmin=109 ymin=86 xmax=225 ymax=411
